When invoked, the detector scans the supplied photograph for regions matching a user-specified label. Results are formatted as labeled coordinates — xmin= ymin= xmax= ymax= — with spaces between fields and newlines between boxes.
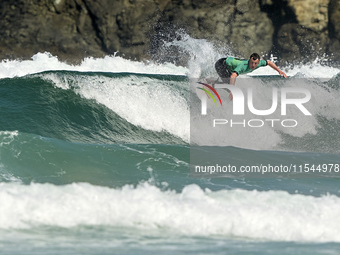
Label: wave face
xmin=0 ymin=71 xmax=189 ymax=144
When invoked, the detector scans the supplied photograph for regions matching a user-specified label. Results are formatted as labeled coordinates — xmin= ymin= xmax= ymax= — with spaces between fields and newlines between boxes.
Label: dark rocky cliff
xmin=0 ymin=0 xmax=339 ymax=65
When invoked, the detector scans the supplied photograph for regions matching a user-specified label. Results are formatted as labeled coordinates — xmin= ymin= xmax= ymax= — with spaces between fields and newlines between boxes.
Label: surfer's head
xmin=249 ymin=53 xmax=260 ymax=70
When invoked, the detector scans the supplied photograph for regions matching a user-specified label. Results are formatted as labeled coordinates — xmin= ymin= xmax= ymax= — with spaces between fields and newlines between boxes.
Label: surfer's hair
xmin=250 ymin=53 xmax=260 ymax=60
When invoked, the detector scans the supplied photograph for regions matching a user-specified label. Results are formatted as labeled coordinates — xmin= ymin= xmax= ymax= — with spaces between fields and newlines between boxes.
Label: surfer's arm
xmin=228 ymin=72 xmax=238 ymax=100
xmin=267 ymin=60 xmax=287 ymax=78
xmin=230 ymin=72 xmax=238 ymax=85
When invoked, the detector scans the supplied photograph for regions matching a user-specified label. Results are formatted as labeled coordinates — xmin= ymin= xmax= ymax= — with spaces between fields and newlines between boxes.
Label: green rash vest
xmin=225 ymin=57 xmax=268 ymax=75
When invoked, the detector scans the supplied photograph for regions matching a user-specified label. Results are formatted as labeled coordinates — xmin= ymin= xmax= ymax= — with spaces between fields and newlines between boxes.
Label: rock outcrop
xmin=0 ymin=0 xmax=339 ymax=65
xmin=274 ymin=0 xmax=330 ymax=64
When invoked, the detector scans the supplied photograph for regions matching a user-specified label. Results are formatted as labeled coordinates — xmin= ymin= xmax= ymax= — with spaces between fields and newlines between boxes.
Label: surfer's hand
xmin=229 ymin=92 xmax=233 ymax=101
xmin=279 ymin=70 xmax=287 ymax=78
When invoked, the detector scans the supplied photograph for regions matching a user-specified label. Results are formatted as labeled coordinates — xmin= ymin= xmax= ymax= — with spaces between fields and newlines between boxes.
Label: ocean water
xmin=1 ymin=35 xmax=340 ymax=254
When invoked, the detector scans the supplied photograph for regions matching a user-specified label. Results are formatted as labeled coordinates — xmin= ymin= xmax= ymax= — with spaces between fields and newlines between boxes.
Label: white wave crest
xmin=1 ymin=182 xmax=339 ymax=243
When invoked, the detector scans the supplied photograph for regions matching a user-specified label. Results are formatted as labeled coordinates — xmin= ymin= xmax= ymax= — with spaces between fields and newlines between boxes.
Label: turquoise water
xmin=1 ymin=52 xmax=340 ymax=254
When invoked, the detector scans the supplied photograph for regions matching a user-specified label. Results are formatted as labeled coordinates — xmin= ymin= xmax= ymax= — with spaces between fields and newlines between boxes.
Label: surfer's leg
xmin=215 ymin=58 xmax=231 ymax=84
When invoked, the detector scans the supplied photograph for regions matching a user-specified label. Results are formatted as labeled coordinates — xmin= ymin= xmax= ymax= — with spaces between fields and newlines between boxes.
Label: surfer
xmin=215 ymin=53 xmax=287 ymax=100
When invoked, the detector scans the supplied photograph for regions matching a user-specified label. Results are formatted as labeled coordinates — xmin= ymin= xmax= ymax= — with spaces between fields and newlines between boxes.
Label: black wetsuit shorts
xmin=215 ymin=58 xmax=232 ymax=79
xmin=215 ymin=58 xmax=233 ymax=83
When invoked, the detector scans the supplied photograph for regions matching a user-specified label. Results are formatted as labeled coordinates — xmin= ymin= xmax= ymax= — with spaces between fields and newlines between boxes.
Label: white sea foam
xmin=0 ymin=182 xmax=339 ymax=242
xmin=0 ymin=131 xmax=19 ymax=146
xmin=248 ymin=61 xmax=340 ymax=78
xmin=0 ymin=52 xmax=188 ymax=79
